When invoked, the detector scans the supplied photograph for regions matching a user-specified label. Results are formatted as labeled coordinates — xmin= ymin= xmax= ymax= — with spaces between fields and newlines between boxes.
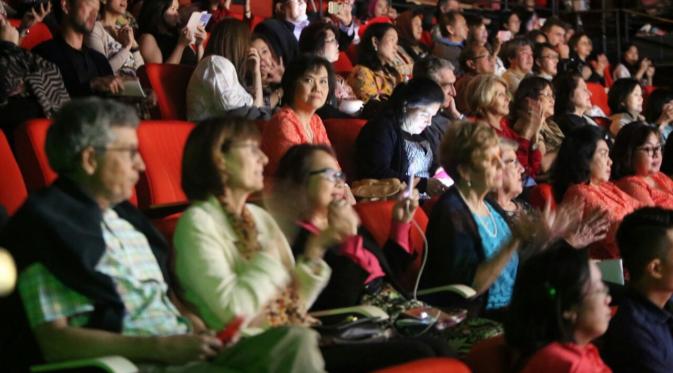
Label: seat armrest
xmin=416 ymin=284 xmax=477 ymax=299
xmin=31 ymin=356 xmax=138 ymax=373
xmin=310 ymin=305 xmax=389 ymax=321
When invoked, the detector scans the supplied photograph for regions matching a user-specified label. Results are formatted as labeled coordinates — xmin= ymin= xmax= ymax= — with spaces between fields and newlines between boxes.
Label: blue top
xmin=435 ymin=36 xmax=464 ymax=47
xmin=601 ymin=289 xmax=673 ymax=373
xmin=470 ymin=202 xmax=518 ymax=309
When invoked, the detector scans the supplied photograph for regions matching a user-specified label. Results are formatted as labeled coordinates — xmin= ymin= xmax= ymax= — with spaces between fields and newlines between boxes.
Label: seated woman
xmin=261 ymin=54 xmax=334 ymax=175
xmin=644 ymin=88 xmax=673 ymax=141
xmin=552 ymin=72 xmax=601 ymax=135
xmin=422 ymin=121 xmax=524 ymax=317
xmin=566 ymin=32 xmax=598 ymax=84
xmin=465 ymin=74 xmax=542 ymax=181
xmin=186 ymin=19 xmax=267 ymax=121
xmin=365 ymin=0 xmax=397 ymax=22
xmin=611 ymin=122 xmax=673 ymax=209
xmin=505 ymin=242 xmax=613 ymax=373
xmin=251 ymin=33 xmax=285 ymax=111
xmin=395 ymin=9 xmax=429 ymax=62
xmin=179 ymin=0 xmax=251 ymax=31
xmin=270 ymin=143 xmax=420 ymax=312
xmin=608 ymin=78 xmax=645 ymax=137
xmin=355 ymin=77 xmax=446 ymax=197
xmin=348 ymin=22 xmax=403 ymax=104
xmin=613 ymin=43 xmax=654 ymax=87
xmin=85 ymin=0 xmax=144 ymax=77
xmin=137 ymin=0 xmax=205 ymax=65
xmin=174 ymin=115 xmax=452 ymax=373
xmin=552 ymin=125 xmax=642 ymax=259
xmin=299 ymin=21 xmax=359 ymax=118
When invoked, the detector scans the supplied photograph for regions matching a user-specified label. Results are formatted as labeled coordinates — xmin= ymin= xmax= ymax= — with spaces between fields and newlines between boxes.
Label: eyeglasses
xmin=637 ymin=144 xmax=662 ymax=156
xmin=308 ymin=168 xmax=346 ymax=183
xmin=96 ymin=146 xmax=141 ymax=160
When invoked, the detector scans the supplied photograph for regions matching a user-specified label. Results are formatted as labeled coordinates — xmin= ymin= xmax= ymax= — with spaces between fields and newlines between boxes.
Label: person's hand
xmin=564 ymin=206 xmax=610 ymax=249
xmin=247 ymin=47 xmax=261 ymax=76
xmin=117 ymin=26 xmax=136 ymax=49
xmin=657 ymin=102 xmax=673 ymax=126
xmin=392 ymin=190 xmax=419 ymax=223
xmin=646 ymin=65 xmax=656 ymax=79
xmin=331 ymin=1 xmax=353 ymax=26
xmin=266 ymin=57 xmax=285 ymax=84
xmin=178 ymin=26 xmax=194 ymax=46
xmin=426 ymin=177 xmax=448 ymax=197
xmin=156 ymin=334 xmax=222 ymax=364
xmin=387 ymin=7 xmax=398 ymax=20
xmin=0 ymin=19 xmax=20 ymax=45
xmin=556 ymin=43 xmax=569 ymax=59
xmin=447 ymin=94 xmax=462 ymax=120
xmin=193 ymin=25 xmax=207 ymax=46
xmin=21 ymin=1 xmax=51 ymax=31
xmin=90 ymin=76 xmax=125 ymax=94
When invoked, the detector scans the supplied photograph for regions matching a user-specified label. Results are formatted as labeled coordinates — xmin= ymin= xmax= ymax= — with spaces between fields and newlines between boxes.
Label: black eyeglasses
xmin=637 ymin=144 xmax=662 ymax=156
xmin=308 ymin=168 xmax=346 ymax=183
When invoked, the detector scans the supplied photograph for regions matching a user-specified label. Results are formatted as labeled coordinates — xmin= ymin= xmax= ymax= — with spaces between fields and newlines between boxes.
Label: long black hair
xmin=137 ymin=0 xmax=176 ymax=36
xmin=608 ymin=78 xmax=640 ymax=115
xmin=385 ymin=77 xmax=444 ymax=120
xmin=510 ymin=76 xmax=553 ymax=124
xmin=551 ymin=125 xmax=607 ymax=202
xmin=358 ymin=22 xmax=397 ymax=72
xmin=610 ymin=121 xmax=659 ymax=180
xmin=552 ymin=72 xmax=583 ymax=116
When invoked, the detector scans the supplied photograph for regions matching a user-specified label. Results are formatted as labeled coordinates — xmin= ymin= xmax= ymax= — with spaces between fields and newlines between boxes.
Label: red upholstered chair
xmin=13 ymin=118 xmax=55 ymax=192
xmin=141 ymin=63 xmax=195 ymax=120
xmin=465 ymin=335 xmax=513 ymax=373
xmin=587 ymin=82 xmax=611 ymax=116
xmin=136 ymin=120 xmax=195 ymax=240
xmin=0 ymin=131 xmax=28 ymax=215
xmin=354 ymin=200 xmax=429 ymax=292
xmin=8 ymin=19 xmax=53 ymax=49
xmin=323 ymin=118 xmax=367 ymax=181
xmin=333 ymin=51 xmax=353 ymax=75
xmin=372 ymin=358 xmax=470 ymax=373
xmin=603 ymin=65 xmax=613 ymax=88
xmin=528 ymin=183 xmax=557 ymax=211
xmin=346 ymin=43 xmax=359 ymax=65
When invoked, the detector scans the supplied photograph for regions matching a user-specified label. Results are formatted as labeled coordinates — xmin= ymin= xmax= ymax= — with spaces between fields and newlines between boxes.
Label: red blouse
xmin=616 ymin=172 xmax=673 ymax=210
xmin=563 ymin=182 xmax=643 ymax=259
xmin=493 ymin=118 xmax=543 ymax=178
xmin=521 ymin=342 xmax=612 ymax=373
xmin=261 ymin=107 xmax=332 ymax=176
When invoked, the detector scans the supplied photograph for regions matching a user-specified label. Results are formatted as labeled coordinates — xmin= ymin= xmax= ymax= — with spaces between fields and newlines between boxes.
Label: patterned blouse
xmin=347 ymin=64 xmax=401 ymax=103
xmin=616 ymin=172 xmax=673 ymax=210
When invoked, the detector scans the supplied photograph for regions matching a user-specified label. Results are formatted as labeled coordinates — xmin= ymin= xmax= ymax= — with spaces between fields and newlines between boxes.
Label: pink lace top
xmin=563 ymin=182 xmax=643 ymax=259
xmin=615 ymin=172 xmax=673 ymax=210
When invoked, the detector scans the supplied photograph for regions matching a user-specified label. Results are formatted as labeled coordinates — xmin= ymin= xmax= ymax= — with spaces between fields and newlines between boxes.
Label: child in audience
xmin=505 ymin=241 xmax=613 ymax=373
xmin=602 ymin=207 xmax=673 ymax=372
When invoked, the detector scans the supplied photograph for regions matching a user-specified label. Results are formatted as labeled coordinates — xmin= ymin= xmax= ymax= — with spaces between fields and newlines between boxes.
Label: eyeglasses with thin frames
xmin=308 ymin=168 xmax=346 ymax=183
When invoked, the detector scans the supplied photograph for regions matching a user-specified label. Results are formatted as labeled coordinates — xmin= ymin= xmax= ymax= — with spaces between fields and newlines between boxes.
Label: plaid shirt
xmin=19 ymin=209 xmax=190 ymax=336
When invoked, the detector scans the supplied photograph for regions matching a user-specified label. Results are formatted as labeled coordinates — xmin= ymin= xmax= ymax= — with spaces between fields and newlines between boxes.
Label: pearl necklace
xmin=457 ymin=187 xmax=498 ymax=238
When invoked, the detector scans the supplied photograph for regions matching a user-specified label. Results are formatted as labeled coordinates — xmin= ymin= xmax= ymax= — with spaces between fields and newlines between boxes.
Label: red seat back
xmin=373 ymin=358 xmax=470 ymax=373
xmin=346 ymin=43 xmax=359 ymax=66
xmin=465 ymin=335 xmax=512 ymax=373
xmin=354 ymin=200 xmax=429 ymax=291
xmin=8 ymin=19 xmax=53 ymax=49
xmin=14 ymin=119 xmax=56 ymax=192
xmin=587 ymin=82 xmax=611 ymax=116
xmin=528 ymin=183 xmax=557 ymax=211
xmin=323 ymin=118 xmax=367 ymax=182
xmin=136 ymin=120 xmax=194 ymax=210
xmin=333 ymin=51 xmax=353 ymax=75
xmin=142 ymin=63 xmax=195 ymax=120
xmin=0 ymin=131 xmax=28 ymax=215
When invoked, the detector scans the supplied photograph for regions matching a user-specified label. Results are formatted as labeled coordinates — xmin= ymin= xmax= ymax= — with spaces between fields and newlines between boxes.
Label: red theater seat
xmin=333 ymin=51 xmax=353 ymax=75
xmin=587 ymin=82 xmax=611 ymax=116
xmin=528 ymin=183 xmax=557 ymax=211
xmin=354 ymin=200 xmax=429 ymax=292
xmin=8 ymin=19 xmax=53 ymax=49
xmin=141 ymin=63 xmax=195 ymax=120
xmin=0 ymin=131 xmax=28 ymax=215
xmin=465 ymin=335 xmax=512 ymax=373
xmin=323 ymin=118 xmax=367 ymax=181
xmin=14 ymin=118 xmax=55 ymax=192
xmin=372 ymin=358 xmax=470 ymax=373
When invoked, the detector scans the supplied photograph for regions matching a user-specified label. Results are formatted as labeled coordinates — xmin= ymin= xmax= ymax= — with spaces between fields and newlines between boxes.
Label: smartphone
xmin=186 ymin=11 xmax=211 ymax=32
xmin=497 ymin=30 xmax=513 ymax=42
xmin=216 ymin=316 xmax=244 ymax=344
xmin=328 ymin=1 xmax=342 ymax=15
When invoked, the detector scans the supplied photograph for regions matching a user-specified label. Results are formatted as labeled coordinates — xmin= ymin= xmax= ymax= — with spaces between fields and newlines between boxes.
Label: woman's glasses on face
xmin=308 ymin=168 xmax=346 ymax=184
xmin=637 ymin=144 xmax=662 ymax=157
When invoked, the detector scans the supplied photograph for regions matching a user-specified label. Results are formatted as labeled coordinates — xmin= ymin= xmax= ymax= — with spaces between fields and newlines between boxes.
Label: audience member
xmin=527 ymin=29 xmax=548 ymax=44
xmin=662 ymin=133 xmax=673 ymax=177
xmin=85 ymin=0 xmax=143 ymax=76
xmin=501 ymin=37 xmax=534 ymax=94
xmin=492 ymin=138 xmax=530 ymax=222
xmin=454 ymin=43 xmax=495 ymax=113
xmin=644 ymin=88 xmax=673 ymax=141
xmin=348 ymin=22 xmax=403 ymax=103
xmin=250 ymin=33 xmax=285 ymax=110
xmin=366 ymin=0 xmax=396 ymax=21
xmin=552 ymin=125 xmax=642 ymax=259
xmin=138 ymin=0 xmax=205 ymax=65
xmin=541 ymin=16 xmax=569 ymax=59
xmin=565 ymin=32 xmax=592 ymax=80
xmin=608 ymin=78 xmax=645 ymax=137
xmin=261 ymin=54 xmax=334 ymax=175
xmin=465 ymin=14 xmax=488 ymax=49
xmin=552 ymin=72 xmax=601 ymax=135
xmin=613 ymin=43 xmax=654 ymax=86
xmin=355 ymin=78 xmax=446 ymax=196
xmin=432 ymin=11 xmax=466 ymax=70
xmin=179 ymin=0 xmax=250 ymax=31
xmin=253 ymin=19 xmax=298 ymax=69
xmin=603 ymin=207 xmax=673 ymax=372
xmin=32 ymin=0 xmax=123 ymax=97
xmin=186 ymin=19 xmax=267 ymax=122
xmin=273 ymin=0 xmax=310 ymax=40
xmin=611 ymin=122 xmax=673 ymax=209
xmin=0 ymin=98 xmax=319 ymax=372
xmin=505 ymin=242 xmax=613 ymax=373
xmin=395 ymin=8 xmax=429 ymax=62
xmin=500 ymin=11 xmax=522 ymax=37
xmin=533 ymin=42 xmax=559 ymax=81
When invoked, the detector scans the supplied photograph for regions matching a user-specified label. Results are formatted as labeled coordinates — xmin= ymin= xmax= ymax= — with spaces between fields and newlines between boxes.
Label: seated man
xmin=601 ymin=207 xmax=673 ymax=372
xmin=501 ymin=37 xmax=534 ymax=95
xmin=32 ymin=0 xmax=123 ymax=97
xmin=0 ymin=98 xmax=324 ymax=372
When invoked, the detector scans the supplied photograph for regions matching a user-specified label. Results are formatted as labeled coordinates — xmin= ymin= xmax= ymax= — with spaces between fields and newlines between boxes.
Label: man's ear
xmin=61 ymin=0 xmax=70 ymax=16
xmin=647 ymin=258 xmax=664 ymax=280
xmin=80 ymin=146 xmax=98 ymax=176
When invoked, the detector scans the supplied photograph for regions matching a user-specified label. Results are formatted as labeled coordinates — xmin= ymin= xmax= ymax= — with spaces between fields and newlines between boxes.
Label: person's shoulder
xmin=31 ymin=38 xmax=60 ymax=54
xmin=521 ymin=342 xmax=591 ymax=373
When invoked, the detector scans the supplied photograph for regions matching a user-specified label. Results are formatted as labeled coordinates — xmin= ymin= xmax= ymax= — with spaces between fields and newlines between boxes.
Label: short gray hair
xmin=412 ymin=56 xmax=455 ymax=83
xmin=46 ymin=97 xmax=139 ymax=175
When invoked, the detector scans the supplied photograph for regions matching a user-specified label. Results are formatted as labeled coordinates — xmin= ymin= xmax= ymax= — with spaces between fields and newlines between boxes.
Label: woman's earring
xmin=466 ymin=180 xmax=472 ymax=188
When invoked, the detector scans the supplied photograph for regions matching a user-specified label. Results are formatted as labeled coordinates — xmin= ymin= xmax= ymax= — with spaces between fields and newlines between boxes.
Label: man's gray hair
xmin=46 ymin=97 xmax=139 ymax=175
xmin=412 ymin=56 xmax=455 ymax=83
